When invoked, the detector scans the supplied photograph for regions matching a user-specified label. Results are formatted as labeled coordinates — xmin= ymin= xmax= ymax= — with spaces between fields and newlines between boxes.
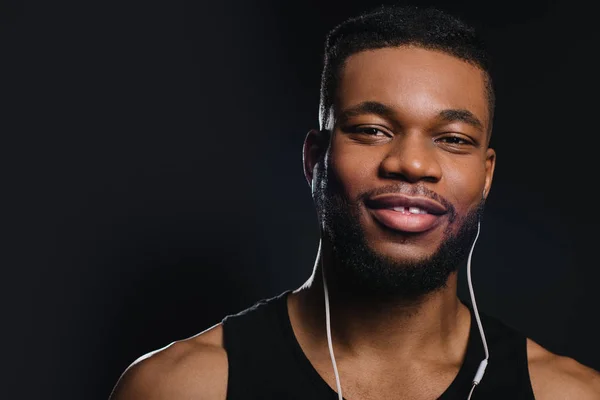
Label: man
xmin=110 ymin=5 xmax=600 ymax=399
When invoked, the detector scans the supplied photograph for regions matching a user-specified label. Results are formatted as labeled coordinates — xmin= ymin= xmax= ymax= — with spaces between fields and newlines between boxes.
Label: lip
xmin=365 ymin=194 xmax=448 ymax=215
xmin=365 ymin=194 xmax=448 ymax=233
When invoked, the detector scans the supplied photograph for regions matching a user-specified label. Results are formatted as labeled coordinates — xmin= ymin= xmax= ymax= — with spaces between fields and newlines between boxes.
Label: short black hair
xmin=319 ymin=5 xmax=495 ymax=136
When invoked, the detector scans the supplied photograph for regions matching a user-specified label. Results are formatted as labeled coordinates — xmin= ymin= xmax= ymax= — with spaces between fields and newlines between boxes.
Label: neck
xmin=290 ymin=243 xmax=471 ymax=362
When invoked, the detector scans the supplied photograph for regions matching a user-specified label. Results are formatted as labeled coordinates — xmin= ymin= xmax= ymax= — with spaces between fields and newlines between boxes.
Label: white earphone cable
xmin=466 ymin=220 xmax=489 ymax=399
xmin=322 ymin=260 xmax=343 ymax=400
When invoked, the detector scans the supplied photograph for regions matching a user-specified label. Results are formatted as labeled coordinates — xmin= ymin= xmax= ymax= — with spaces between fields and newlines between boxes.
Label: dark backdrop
xmin=2 ymin=0 xmax=598 ymax=399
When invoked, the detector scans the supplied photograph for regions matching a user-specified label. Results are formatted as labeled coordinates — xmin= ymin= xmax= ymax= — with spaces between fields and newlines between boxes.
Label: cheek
xmin=328 ymin=143 xmax=380 ymax=198
xmin=442 ymin=159 xmax=486 ymax=211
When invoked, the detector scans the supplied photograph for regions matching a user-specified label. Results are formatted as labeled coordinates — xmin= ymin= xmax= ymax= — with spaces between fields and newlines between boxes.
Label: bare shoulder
xmin=109 ymin=323 xmax=227 ymax=400
xmin=527 ymin=338 xmax=600 ymax=399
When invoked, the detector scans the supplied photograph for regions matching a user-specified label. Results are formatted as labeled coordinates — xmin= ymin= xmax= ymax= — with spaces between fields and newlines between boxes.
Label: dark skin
xmin=109 ymin=46 xmax=600 ymax=400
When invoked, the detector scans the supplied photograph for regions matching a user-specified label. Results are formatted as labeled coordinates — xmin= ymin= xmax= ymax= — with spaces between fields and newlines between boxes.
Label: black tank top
xmin=222 ymin=290 xmax=535 ymax=399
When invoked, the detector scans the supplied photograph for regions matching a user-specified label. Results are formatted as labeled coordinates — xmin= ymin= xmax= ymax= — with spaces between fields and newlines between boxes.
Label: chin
xmin=366 ymin=237 xmax=440 ymax=264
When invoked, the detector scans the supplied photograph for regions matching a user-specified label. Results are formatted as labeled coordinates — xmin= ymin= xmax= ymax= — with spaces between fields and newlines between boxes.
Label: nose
xmin=379 ymin=133 xmax=442 ymax=183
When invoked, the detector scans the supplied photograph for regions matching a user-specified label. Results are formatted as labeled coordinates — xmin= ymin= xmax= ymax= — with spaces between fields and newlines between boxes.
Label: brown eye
xmin=438 ymin=135 xmax=471 ymax=145
xmin=357 ymin=127 xmax=387 ymax=136
xmin=340 ymin=125 xmax=393 ymax=144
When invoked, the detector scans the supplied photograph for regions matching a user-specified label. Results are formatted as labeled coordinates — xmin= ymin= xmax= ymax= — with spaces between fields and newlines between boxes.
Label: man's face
xmin=306 ymin=46 xmax=496 ymax=296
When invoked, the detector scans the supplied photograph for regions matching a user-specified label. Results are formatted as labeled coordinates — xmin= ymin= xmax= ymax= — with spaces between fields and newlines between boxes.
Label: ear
xmin=302 ymin=129 xmax=329 ymax=189
xmin=483 ymin=147 xmax=496 ymax=200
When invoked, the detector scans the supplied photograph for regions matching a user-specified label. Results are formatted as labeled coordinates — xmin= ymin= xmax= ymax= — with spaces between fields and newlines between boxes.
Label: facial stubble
xmin=315 ymin=165 xmax=484 ymax=302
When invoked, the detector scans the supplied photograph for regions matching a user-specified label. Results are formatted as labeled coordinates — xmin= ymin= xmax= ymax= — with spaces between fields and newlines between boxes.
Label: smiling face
xmin=305 ymin=46 xmax=496 ymax=296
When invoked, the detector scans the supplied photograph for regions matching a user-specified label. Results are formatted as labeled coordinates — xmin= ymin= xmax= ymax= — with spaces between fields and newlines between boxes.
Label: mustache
xmin=357 ymin=184 xmax=457 ymax=221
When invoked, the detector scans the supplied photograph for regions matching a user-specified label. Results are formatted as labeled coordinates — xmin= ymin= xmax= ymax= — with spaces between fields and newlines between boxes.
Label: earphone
xmin=319 ymin=189 xmax=489 ymax=400
xmin=465 ymin=219 xmax=488 ymax=399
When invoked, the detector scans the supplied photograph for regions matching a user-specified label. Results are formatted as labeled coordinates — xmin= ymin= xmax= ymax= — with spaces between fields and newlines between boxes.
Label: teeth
xmin=391 ymin=206 xmax=427 ymax=214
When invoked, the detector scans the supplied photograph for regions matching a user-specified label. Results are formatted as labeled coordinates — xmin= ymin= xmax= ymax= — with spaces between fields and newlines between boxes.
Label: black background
xmin=2 ymin=0 xmax=598 ymax=399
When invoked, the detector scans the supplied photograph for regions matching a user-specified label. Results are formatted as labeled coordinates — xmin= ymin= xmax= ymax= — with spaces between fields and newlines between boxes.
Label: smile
xmin=365 ymin=194 xmax=448 ymax=233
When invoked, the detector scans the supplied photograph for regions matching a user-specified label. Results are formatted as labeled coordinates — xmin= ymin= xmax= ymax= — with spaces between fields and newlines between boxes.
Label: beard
xmin=314 ymin=163 xmax=484 ymax=302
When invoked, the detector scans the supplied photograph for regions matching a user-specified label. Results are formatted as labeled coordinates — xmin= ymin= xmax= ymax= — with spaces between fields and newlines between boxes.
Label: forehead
xmin=336 ymin=46 xmax=489 ymax=127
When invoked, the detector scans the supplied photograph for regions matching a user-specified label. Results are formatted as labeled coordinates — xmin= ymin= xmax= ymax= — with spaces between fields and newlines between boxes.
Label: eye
xmin=340 ymin=125 xmax=393 ymax=145
xmin=356 ymin=127 xmax=388 ymax=136
xmin=344 ymin=126 xmax=391 ymax=137
xmin=436 ymin=135 xmax=473 ymax=146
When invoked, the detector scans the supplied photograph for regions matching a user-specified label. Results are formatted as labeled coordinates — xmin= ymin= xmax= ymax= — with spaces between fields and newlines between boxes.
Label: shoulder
xmin=527 ymin=338 xmax=600 ymax=399
xmin=109 ymin=323 xmax=227 ymax=400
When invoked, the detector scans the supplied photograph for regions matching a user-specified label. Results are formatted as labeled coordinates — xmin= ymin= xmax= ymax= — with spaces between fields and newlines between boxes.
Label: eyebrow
xmin=336 ymin=101 xmax=396 ymax=124
xmin=438 ymin=109 xmax=484 ymax=131
xmin=336 ymin=101 xmax=484 ymax=131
